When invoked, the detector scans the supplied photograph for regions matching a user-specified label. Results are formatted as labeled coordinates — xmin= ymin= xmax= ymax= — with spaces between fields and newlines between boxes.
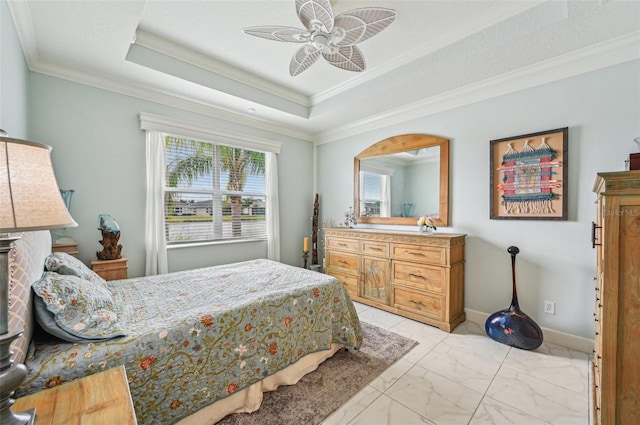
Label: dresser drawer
xmin=361 ymin=240 xmax=389 ymax=258
xmin=393 ymin=261 xmax=444 ymax=293
xmin=326 ymin=251 xmax=360 ymax=274
xmin=327 ymin=270 xmax=359 ymax=299
xmin=326 ymin=237 xmax=360 ymax=253
xmin=394 ymin=287 xmax=445 ymax=320
xmin=391 ymin=243 xmax=445 ymax=265
xmin=324 ymin=229 xmax=466 ymax=333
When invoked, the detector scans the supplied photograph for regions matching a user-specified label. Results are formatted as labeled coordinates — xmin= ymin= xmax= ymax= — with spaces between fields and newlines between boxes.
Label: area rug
xmin=217 ymin=321 xmax=418 ymax=425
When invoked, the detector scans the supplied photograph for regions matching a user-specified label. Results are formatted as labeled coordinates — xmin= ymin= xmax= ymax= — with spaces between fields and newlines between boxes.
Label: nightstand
xmin=12 ymin=365 xmax=137 ymax=424
xmin=51 ymin=242 xmax=79 ymax=258
xmin=91 ymin=257 xmax=128 ymax=281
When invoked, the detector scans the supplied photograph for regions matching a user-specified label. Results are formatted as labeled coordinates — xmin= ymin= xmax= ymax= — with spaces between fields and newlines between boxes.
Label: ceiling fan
xmin=243 ymin=0 xmax=397 ymax=76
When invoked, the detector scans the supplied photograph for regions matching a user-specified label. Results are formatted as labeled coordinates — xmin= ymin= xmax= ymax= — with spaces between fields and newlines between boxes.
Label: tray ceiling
xmin=8 ymin=0 xmax=640 ymax=142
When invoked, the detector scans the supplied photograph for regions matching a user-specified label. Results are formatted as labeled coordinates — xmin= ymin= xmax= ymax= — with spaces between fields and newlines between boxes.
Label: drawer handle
xmin=592 ymin=221 xmax=602 ymax=248
xmin=409 ymin=299 xmax=438 ymax=309
xmin=369 ymin=247 xmax=382 ymax=252
xmin=338 ymin=243 xmax=348 ymax=247
xmin=338 ymin=260 xmax=349 ymax=265
xmin=409 ymin=273 xmax=426 ymax=281
xmin=406 ymin=251 xmax=426 ymax=257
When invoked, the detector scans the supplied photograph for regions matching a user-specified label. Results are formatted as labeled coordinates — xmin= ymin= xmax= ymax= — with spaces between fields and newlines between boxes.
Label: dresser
xmin=592 ymin=170 xmax=640 ymax=425
xmin=324 ymin=228 xmax=466 ymax=332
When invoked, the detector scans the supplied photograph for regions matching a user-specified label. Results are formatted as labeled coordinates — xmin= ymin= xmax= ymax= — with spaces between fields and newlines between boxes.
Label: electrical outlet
xmin=544 ymin=301 xmax=556 ymax=315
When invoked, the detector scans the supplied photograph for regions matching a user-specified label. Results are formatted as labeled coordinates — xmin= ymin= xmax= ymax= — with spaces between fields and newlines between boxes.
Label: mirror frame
xmin=354 ymin=134 xmax=449 ymax=227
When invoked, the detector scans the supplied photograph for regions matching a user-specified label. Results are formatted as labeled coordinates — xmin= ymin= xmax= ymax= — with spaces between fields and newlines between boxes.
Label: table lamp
xmin=0 ymin=133 xmax=77 ymax=425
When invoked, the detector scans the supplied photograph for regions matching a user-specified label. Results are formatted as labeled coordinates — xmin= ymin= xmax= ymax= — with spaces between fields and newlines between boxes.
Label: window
xmin=164 ymin=135 xmax=266 ymax=244
xmin=359 ymin=165 xmax=392 ymax=217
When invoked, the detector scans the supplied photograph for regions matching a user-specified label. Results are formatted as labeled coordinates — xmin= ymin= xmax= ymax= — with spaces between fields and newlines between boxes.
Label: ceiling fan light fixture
xmin=243 ymin=0 xmax=396 ymax=76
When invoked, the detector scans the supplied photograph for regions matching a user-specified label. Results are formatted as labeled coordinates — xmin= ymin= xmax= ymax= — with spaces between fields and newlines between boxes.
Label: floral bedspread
xmin=19 ymin=259 xmax=362 ymax=424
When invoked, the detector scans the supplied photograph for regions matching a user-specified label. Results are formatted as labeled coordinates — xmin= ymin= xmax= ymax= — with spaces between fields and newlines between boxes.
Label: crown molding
xmin=132 ymin=29 xmax=311 ymax=110
xmin=8 ymin=0 xmax=544 ymax=112
xmin=8 ymin=0 xmax=638 ymax=147
xmin=311 ymin=0 xmax=547 ymax=105
xmin=314 ymin=32 xmax=640 ymax=145
xmin=27 ymin=59 xmax=314 ymax=142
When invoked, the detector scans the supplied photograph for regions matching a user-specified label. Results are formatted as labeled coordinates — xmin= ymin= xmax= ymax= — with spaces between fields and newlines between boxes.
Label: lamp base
xmin=0 ymin=331 xmax=36 ymax=425
xmin=1 ymin=408 xmax=35 ymax=425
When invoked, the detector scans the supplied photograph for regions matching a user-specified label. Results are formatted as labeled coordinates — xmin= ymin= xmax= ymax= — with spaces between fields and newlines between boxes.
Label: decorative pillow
xmin=33 ymin=296 xmax=98 ymax=342
xmin=32 ymin=272 xmax=125 ymax=341
xmin=45 ymin=252 xmax=106 ymax=285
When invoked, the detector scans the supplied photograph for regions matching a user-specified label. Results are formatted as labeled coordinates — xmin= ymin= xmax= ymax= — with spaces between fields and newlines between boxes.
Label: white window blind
xmin=164 ymin=135 xmax=267 ymax=244
xmin=360 ymin=168 xmax=391 ymax=217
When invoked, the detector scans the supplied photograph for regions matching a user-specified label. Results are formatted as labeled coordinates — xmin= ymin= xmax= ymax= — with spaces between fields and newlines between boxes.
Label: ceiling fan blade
xmin=296 ymin=0 xmax=334 ymax=32
xmin=323 ymin=45 xmax=365 ymax=73
xmin=290 ymin=46 xmax=321 ymax=76
xmin=334 ymin=8 xmax=397 ymax=46
xmin=243 ymin=26 xmax=309 ymax=43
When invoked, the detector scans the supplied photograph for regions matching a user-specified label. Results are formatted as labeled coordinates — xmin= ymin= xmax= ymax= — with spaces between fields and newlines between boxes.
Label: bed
xmin=8 ymin=231 xmax=362 ymax=424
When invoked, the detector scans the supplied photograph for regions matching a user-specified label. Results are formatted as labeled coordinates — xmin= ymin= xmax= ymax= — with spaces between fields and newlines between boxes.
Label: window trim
xmin=143 ymin=113 xmax=276 ymax=247
xmin=139 ymin=112 xmax=281 ymax=154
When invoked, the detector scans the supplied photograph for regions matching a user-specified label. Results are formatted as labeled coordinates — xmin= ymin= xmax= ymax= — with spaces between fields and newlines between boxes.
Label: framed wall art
xmin=490 ymin=127 xmax=568 ymax=220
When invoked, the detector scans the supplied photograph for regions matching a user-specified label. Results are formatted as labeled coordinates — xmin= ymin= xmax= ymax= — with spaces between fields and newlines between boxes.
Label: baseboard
xmin=465 ymin=308 xmax=595 ymax=354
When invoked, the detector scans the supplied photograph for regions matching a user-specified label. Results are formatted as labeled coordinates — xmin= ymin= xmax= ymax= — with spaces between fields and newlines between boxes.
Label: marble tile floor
xmin=323 ymin=302 xmax=591 ymax=425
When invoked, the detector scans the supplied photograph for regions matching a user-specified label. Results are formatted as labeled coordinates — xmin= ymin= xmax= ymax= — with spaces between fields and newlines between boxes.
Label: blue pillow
xmin=45 ymin=252 xmax=106 ymax=285
xmin=32 ymin=272 xmax=125 ymax=341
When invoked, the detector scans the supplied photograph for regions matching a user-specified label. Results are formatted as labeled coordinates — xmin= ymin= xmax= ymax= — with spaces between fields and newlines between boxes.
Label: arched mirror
xmin=354 ymin=134 xmax=449 ymax=227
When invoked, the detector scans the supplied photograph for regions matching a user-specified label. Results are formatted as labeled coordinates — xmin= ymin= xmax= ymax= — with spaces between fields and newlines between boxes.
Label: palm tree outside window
xmin=164 ymin=136 xmax=267 ymax=244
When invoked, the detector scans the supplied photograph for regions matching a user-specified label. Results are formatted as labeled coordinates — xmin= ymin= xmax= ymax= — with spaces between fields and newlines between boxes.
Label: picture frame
xmin=490 ymin=127 xmax=568 ymax=220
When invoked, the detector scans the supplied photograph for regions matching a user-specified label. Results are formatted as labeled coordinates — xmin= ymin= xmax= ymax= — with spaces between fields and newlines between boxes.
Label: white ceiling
xmin=8 ymin=0 xmax=640 ymax=143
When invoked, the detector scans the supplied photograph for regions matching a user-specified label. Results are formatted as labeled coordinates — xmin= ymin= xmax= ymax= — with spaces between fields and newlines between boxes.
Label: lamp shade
xmin=0 ymin=137 xmax=77 ymax=232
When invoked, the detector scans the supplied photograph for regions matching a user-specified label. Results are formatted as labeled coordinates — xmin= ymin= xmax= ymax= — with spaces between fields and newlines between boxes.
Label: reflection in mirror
xmin=354 ymin=134 xmax=449 ymax=227
xmin=359 ymin=146 xmax=440 ymax=218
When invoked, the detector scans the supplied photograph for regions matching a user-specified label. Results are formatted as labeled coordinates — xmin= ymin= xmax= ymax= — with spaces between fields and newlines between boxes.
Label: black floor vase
xmin=485 ymin=246 xmax=543 ymax=350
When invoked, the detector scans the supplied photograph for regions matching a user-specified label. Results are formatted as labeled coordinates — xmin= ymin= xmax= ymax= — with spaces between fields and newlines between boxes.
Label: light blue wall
xmin=2 ymin=0 xmax=313 ymax=279
xmin=0 ymin=0 xmax=29 ymax=137
xmin=5 ymin=0 xmax=639 ymax=340
xmin=405 ymin=161 xmax=439 ymax=216
xmin=28 ymin=74 xmax=314 ymax=277
xmin=317 ymin=60 xmax=640 ymax=339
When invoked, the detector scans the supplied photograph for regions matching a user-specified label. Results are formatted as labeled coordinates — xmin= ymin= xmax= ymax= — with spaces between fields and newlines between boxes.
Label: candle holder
xmin=302 ymin=251 xmax=309 ymax=269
